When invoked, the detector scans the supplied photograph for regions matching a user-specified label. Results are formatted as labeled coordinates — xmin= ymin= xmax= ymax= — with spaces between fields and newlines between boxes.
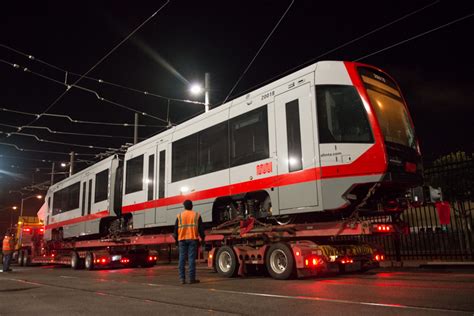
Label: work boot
xmin=180 ymin=279 xmax=185 ymax=285
xmin=188 ymin=279 xmax=200 ymax=284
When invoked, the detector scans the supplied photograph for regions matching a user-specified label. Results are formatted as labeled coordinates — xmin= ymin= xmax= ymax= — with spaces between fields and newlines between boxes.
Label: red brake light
xmin=305 ymin=259 xmax=309 ymax=266
xmin=23 ymin=228 xmax=31 ymax=233
xmin=295 ymin=251 xmax=300 ymax=257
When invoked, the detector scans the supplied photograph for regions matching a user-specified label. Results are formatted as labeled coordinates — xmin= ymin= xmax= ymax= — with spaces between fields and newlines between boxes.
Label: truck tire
xmin=71 ymin=252 xmax=83 ymax=270
xmin=215 ymin=246 xmax=239 ymax=278
xmin=265 ymin=243 xmax=295 ymax=280
xmin=22 ymin=249 xmax=30 ymax=266
xmin=84 ymin=252 xmax=94 ymax=270
xmin=18 ymin=250 xmax=24 ymax=266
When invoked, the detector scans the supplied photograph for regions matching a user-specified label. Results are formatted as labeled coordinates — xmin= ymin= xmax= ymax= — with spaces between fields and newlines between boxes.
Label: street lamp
xmin=189 ymin=72 xmax=210 ymax=112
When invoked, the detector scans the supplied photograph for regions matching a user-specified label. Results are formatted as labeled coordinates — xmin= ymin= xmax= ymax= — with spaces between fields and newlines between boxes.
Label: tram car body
xmin=44 ymin=61 xmax=422 ymax=240
xmin=44 ymin=156 xmax=120 ymax=240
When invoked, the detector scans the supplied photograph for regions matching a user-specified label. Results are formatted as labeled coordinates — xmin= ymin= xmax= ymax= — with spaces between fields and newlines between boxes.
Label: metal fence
xmin=344 ymin=154 xmax=474 ymax=262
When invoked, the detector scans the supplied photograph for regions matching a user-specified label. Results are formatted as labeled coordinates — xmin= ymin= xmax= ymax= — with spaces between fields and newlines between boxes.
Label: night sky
xmin=0 ymin=1 xmax=473 ymax=230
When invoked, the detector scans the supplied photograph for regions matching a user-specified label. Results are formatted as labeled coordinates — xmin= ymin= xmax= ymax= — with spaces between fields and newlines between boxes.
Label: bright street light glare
xmin=190 ymin=84 xmax=203 ymax=95
xmin=60 ymin=162 xmax=67 ymax=167
xmin=12 ymin=206 xmax=18 ymax=210
xmin=36 ymin=195 xmax=43 ymax=199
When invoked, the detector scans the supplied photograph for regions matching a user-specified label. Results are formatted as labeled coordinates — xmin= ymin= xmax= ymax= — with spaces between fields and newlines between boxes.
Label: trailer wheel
xmin=84 ymin=252 xmax=94 ymax=270
xmin=265 ymin=243 xmax=295 ymax=280
xmin=71 ymin=252 xmax=83 ymax=270
xmin=215 ymin=246 xmax=239 ymax=278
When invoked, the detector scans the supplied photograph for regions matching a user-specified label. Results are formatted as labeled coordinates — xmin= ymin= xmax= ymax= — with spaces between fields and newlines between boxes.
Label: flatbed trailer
xmin=18 ymin=233 xmax=168 ymax=270
xmin=205 ymin=218 xmax=392 ymax=279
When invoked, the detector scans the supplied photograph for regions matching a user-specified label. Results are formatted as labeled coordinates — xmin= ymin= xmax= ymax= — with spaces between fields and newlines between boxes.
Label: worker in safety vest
xmin=2 ymin=230 xmax=16 ymax=272
xmin=173 ymin=199 xmax=205 ymax=284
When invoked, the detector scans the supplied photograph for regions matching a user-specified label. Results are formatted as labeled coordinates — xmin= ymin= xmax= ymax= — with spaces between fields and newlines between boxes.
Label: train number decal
xmin=256 ymin=162 xmax=273 ymax=175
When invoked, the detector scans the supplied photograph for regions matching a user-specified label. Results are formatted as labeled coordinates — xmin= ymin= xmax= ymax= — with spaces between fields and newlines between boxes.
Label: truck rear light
xmin=120 ymin=258 xmax=130 ymax=264
xmin=23 ymin=228 xmax=31 ymax=233
xmin=295 ymin=251 xmax=300 ymax=256
xmin=374 ymin=224 xmax=392 ymax=232
xmin=148 ymin=256 xmax=157 ymax=261
xmin=305 ymin=257 xmax=322 ymax=267
xmin=374 ymin=254 xmax=385 ymax=261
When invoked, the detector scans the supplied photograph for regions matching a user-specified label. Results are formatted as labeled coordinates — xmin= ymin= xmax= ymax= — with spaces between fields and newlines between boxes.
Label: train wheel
xmin=215 ymin=246 xmax=239 ymax=278
xmin=84 ymin=252 xmax=94 ymax=270
xmin=71 ymin=252 xmax=83 ymax=270
xmin=265 ymin=243 xmax=295 ymax=280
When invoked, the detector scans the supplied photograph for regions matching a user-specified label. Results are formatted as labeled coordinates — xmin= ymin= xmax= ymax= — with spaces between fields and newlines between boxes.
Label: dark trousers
xmin=2 ymin=253 xmax=12 ymax=271
xmin=178 ymin=239 xmax=198 ymax=281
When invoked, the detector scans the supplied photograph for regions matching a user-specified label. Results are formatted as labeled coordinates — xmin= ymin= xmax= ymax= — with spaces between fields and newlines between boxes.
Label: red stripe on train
xmin=122 ymin=143 xmax=386 ymax=214
xmin=45 ymin=210 xmax=110 ymax=230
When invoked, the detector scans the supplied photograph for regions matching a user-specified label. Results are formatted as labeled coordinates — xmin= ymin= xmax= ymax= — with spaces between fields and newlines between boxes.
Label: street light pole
xmin=205 ymin=72 xmax=210 ymax=112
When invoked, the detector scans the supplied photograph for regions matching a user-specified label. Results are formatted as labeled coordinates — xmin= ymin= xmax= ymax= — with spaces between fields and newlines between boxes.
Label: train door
xmin=274 ymin=83 xmax=320 ymax=213
xmin=83 ymin=172 xmax=94 ymax=234
xmin=122 ymin=146 xmax=154 ymax=229
xmin=155 ymin=143 xmax=168 ymax=224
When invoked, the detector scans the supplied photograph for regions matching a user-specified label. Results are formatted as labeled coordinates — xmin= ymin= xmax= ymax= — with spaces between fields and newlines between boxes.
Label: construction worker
xmin=2 ymin=230 xmax=16 ymax=272
xmin=173 ymin=199 xmax=205 ymax=284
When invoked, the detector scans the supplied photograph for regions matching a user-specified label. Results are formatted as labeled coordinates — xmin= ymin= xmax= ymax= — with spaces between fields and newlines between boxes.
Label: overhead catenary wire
xmin=354 ymin=12 xmax=474 ymax=61
xmin=0 ymin=59 xmax=169 ymax=124
xmin=222 ymin=0 xmax=295 ymax=104
xmin=0 ymin=142 xmax=97 ymax=156
xmin=0 ymin=107 xmax=167 ymax=128
xmin=0 ymin=131 xmax=119 ymax=151
xmin=0 ymin=122 xmax=139 ymax=139
xmin=220 ymin=0 xmax=441 ymax=103
xmin=0 ymin=43 xmax=205 ymax=106
xmin=7 ymin=0 xmax=171 ymax=133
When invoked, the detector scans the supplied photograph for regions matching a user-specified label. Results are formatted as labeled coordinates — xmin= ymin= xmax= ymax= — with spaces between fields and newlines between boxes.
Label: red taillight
xmin=375 ymin=224 xmax=392 ymax=232
xmin=101 ymin=258 xmax=106 ymax=263
xmin=405 ymin=162 xmax=417 ymax=173
xmin=375 ymin=254 xmax=384 ymax=261
xmin=23 ymin=228 xmax=31 ymax=233
xmin=295 ymin=251 xmax=300 ymax=257
xmin=51 ymin=253 xmax=55 ymax=257
xmin=305 ymin=259 xmax=309 ymax=266
xmin=312 ymin=258 xmax=317 ymax=266
xmin=120 ymin=258 xmax=130 ymax=264
xmin=39 ymin=228 xmax=44 ymax=233
xmin=148 ymin=256 xmax=157 ymax=261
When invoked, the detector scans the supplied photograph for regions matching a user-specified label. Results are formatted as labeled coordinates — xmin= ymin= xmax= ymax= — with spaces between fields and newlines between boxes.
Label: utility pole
xmin=204 ymin=72 xmax=210 ymax=112
xmin=134 ymin=113 xmax=139 ymax=144
xmin=51 ymin=162 xmax=55 ymax=185
xmin=69 ymin=152 xmax=75 ymax=176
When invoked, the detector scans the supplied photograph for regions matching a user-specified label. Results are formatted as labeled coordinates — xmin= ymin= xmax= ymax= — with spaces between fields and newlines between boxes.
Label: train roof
xmin=125 ymin=61 xmax=344 ymax=153
xmin=46 ymin=155 xmax=118 ymax=194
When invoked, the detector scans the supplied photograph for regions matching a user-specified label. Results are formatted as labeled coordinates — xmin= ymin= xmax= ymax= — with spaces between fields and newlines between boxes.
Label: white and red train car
xmin=44 ymin=61 xmax=421 ymax=241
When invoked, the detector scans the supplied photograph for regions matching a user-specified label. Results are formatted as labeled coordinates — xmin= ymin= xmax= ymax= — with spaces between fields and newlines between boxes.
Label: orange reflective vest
xmin=177 ymin=210 xmax=200 ymax=241
xmin=2 ymin=236 xmax=13 ymax=252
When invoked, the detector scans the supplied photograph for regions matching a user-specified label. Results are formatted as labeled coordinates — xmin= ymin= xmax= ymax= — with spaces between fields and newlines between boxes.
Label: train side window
xmin=172 ymin=134 xmax=198 ymax=182
xmin=316 ymin=85 xmax=373 ymax=143
xmin=198 ymin=121 xmax=229 ymax=175
xmin=52 ymin=182 xmax=80 ymax=215
xmin=148 ymin=155 xmax=155 ymax=201
xmin=81 ymin=182 xmax=86 ymax=216
xmin=230 ymin=105 xmax=269 ymax=167
xmin=125 ymin=155 xmax=144 ymax=194
xmin=95 ymin=169 xmax=109 ymax=203
xmin=159 ymin=150 xmax=166 ymax=198
xmin=285 ymin=100 xmax=303 ymax=172
xmin=47 ymin=197 xmax=51 ymax=224
xmin=87 ymin=179 xmax=92 ymax=214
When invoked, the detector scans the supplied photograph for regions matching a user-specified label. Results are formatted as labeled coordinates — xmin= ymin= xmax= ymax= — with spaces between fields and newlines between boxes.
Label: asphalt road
xmin=0 ymin=264 xmax=473 ymax=315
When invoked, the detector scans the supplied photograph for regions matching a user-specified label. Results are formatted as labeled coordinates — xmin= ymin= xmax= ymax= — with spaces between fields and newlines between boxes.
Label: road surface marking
xmin=209 ymin=288 xmax=470 ymax=314
xmin=59 ymin=276 xmax=78 ymax=279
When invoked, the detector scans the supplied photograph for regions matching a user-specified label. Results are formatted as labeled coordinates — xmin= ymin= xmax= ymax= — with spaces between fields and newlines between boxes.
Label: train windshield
xmin=359 ymin=67 xmax=416 ymax=149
